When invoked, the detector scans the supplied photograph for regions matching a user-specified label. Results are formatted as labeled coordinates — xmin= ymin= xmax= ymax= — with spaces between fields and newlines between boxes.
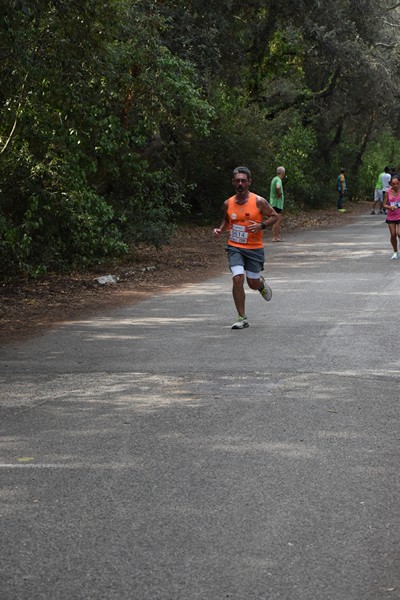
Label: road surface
xmin=1 ymin=214 xmax=399 ymax=600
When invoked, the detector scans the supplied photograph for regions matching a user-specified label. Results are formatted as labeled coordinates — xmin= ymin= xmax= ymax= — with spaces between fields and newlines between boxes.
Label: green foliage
xmin=110 ymin=165 xmax=189 ymax=248
xmin=357 ymin=131 xmax=399 ymax=197
xmin=269 ymin=117 xmax=318 ymax=209
xmin=2 ymin=0 xmax=400 ymax=279
xmin=0 ymin=0 xmax=213 ymax=278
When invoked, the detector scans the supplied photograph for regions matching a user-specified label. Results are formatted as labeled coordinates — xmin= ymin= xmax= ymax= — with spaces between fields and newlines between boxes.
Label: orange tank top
xmin=227 ymin=193 xmax=263 ymax=249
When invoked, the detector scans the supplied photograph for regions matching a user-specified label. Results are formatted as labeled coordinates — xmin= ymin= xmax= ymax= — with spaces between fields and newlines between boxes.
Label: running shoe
xmin=231 ymin=316 xmax=249 ymax=329
xmin=390 ymin=252 xmax=398 ymax=260
xmin=338 ymin=208 xmax=346 ymax=212
xmin=370 ymin=210 xmax=376 ymax=214
xmin=259 ymin=275 xmax=272 ymax=301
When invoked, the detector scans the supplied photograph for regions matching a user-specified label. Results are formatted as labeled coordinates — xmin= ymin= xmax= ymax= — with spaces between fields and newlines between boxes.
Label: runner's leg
xmin=232 ymin=274 xmax=246 ymax=316
xmin=388 ymin=222 xmax=398 ymax=252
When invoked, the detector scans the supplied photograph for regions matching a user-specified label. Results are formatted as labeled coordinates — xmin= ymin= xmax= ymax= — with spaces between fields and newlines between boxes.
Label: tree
xmin=0 ymin=0 xmax=213 ymax=276
xmin=2 ymin=0 xmax=400 ymax=278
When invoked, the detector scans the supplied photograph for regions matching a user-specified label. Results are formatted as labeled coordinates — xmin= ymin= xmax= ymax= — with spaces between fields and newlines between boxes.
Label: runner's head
xmin=233 ymin=166 xmax=251 ymax=180
xmin=232 ymin=166 xmax=252 ymax=193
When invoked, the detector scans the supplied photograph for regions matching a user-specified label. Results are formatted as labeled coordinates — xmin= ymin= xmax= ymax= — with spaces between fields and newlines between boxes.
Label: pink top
xmin=386 ymin=188 xmax=400 ymax=221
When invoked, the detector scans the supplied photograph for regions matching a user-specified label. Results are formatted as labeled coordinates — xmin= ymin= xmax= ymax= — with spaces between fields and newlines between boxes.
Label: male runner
xmin=213 ymin=166 xmax=278 ymax=329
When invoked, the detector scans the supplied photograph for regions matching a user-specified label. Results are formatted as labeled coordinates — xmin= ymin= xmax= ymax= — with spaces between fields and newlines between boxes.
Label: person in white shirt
xmin=381 ymin=166 xmax=392 ymax=215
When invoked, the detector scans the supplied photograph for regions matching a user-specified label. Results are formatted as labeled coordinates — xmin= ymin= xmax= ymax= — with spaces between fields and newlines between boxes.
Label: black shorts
xmin=272 ymin=206 xmax=283 ymax=214
xmin=386 ymin=219 xmax=400 ymax=224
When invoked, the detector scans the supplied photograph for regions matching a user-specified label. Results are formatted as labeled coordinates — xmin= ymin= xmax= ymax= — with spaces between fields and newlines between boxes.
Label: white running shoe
xmin=259 ymin=275 xmax=272 ymax=301
xmin=390 ymin=252 xmax=398 ymax=260
xmin=231 ymin=316 xmax=249 ymax=329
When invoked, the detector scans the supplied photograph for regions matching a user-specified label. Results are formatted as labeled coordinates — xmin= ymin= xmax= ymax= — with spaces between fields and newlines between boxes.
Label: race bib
xmin=230 ymin=224 xmax=248 ymax=244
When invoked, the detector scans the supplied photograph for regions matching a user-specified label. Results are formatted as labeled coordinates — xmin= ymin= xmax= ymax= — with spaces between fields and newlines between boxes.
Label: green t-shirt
xmin=270 ymin=176 xmax=284 ymax=209
xmin=375 ymin=172 xmax=383 ymax=190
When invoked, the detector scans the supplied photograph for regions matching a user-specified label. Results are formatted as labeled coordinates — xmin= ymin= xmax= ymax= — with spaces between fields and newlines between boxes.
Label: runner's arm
xmin=247 ymin=197 xmax=278 ymax=232
xmin=213 ymin=200 xmax=230 ymax=236
xmin=383 ymin=192 xmax=395 ymax=211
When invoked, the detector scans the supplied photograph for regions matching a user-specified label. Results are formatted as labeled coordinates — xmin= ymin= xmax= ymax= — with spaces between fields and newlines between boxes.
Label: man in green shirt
xmin=270 ymin=166 xmax=285 ymax=241
xmin=371 ymin=166 xmax=390 ymax=214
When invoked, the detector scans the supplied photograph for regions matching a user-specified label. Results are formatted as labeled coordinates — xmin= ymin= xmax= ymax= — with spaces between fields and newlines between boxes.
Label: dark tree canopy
xmin=1 ymin=0 xmax=400 ymax=277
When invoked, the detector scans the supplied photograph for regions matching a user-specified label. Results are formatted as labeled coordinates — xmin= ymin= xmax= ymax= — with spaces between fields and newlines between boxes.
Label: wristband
xmin=261 ymin=222 xmax=266 ymax=230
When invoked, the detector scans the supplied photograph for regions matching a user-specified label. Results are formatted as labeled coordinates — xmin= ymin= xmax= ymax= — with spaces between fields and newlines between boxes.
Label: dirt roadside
xmin=0 ymin=202 xmax=370 ymax=345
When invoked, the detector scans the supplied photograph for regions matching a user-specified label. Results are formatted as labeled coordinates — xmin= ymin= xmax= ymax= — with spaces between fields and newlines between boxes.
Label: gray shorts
xmin=226 ymin=245 xmax=265 ymax=274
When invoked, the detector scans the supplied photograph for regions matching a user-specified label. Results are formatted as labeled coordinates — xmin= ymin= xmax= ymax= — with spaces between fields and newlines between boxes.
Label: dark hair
xmin=233 ymin=166 xmax=251 ymax=179
xmin=390 ymin=174 xmax=400 ymax=181
xmin=384 ymin=166 xmax=390 ymax=172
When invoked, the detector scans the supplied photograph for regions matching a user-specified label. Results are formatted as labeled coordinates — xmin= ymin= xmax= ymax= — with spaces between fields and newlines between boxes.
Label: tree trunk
xmin=353 ymin=113 xmax=375 ymax=178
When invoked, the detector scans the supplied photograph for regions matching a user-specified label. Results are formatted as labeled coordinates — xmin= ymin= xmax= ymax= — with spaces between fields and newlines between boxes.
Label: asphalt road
xmin=1 ymin=213 xmax=399 ymax=600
